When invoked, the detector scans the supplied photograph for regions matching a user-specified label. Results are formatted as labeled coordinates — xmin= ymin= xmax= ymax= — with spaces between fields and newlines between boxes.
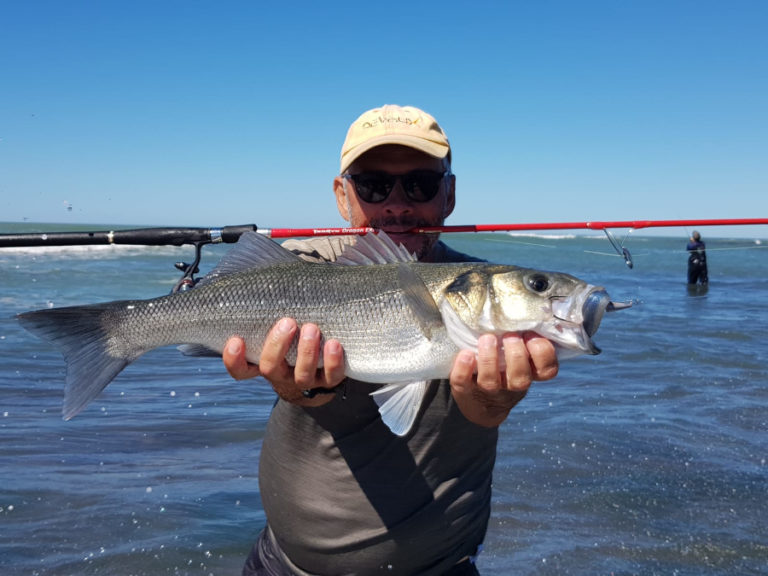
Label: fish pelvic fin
xmin=18 ymin=305 xmax=141 ymax=420
xmin=370 ymin=381 xmax=429 ymax=436
xmin=177 ymin=344 xmax=221 ymax=358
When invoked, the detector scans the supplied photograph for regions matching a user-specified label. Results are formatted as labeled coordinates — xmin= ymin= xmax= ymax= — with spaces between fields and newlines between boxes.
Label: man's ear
xmin=333 ymin=176 xmax=350 ymax=221
xmin=443 ymin=173 xmax=456 ymax=218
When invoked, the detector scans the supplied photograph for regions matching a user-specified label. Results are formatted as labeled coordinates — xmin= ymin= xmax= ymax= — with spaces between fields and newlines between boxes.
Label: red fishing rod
xmin=2 ymin=218 xmax=766 ymax=285
xmin=259 ymin=218 xmax=768 ymax=238
xmin=2 ymin=218 xmax=765 ymax=246
xmin=258 ymin=218 xmax=768 ymax=271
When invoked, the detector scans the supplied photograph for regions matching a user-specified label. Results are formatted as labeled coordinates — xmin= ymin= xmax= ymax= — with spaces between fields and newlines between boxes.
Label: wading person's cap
xmin=340 ymin=105 xmax=451 ymax=173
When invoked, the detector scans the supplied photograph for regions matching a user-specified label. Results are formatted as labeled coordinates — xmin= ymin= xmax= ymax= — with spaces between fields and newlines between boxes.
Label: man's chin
xmin=384 ymin=232 xmax=434 ymax=259
xmin=383 ymin=231 xmax=411 ymax=244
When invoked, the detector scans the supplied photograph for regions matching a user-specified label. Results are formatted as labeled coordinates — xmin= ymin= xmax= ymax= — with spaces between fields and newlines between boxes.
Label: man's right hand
xmin=222 ymin=318 xmax=346 ymax=407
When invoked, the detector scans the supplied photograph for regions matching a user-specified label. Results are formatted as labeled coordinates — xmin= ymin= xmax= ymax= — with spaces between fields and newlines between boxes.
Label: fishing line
xmin=676 ymin=244 xmax=768 ymax=253
xmin=487 ymin=232 xmax=646 ymax=262
xmin=493 ymin=238 xmax=558 ymax=249
xmin=583 ymin=249 xmax=650 ymax=259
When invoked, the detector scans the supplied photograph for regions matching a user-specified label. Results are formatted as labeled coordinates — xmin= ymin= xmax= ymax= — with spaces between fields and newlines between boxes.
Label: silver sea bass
xmin=18 ymin=232 xmax=630 ymax=435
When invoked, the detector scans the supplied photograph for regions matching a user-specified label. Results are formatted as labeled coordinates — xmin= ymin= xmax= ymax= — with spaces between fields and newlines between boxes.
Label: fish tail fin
xmin=18 ymin=304 xmax=140 ymax=420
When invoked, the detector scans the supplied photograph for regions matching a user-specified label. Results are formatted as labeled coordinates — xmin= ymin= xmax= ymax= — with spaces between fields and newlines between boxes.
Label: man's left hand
xmin=449 ymin=332 xmax=558 ymax=427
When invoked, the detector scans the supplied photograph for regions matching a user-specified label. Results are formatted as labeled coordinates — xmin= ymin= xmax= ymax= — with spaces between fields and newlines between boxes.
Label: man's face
xmin=333 ymin=145 xmax=456 ymax=260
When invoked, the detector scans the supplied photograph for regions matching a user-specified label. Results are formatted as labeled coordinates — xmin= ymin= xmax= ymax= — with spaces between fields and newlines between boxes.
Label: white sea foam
xmin=0 ymin=244 xmax=187 ymax=257
xmin=505 ymin=231 xmax=607 ymax=240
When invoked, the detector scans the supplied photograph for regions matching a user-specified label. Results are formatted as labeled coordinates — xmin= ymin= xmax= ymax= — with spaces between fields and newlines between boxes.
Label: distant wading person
xmin=687 ymin=230 xmax=708 ymax=285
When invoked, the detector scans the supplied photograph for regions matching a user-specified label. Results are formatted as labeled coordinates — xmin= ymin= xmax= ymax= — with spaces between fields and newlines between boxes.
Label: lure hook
xmin=603 ymin=229 xmax=634 ymax=269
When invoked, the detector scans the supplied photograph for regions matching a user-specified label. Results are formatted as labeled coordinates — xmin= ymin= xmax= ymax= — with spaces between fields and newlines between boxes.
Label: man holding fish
xmin=226 ymin=105 xmax=560 ymax=575
xmin=18 ymin=105 xmax=628 ymax=573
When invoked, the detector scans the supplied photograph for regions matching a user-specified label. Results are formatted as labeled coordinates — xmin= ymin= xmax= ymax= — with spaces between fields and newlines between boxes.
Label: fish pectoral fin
xmin=439 ymin=299 xmax=480 ymax=353
xmin=397 ymin=264 xmax=443 ymax=340
xmin=177 ymin=344 xmax=221 ymax=358
xmin=439 ymin=300 xmax=512 ymax=369
xmin=370 ymin=381 xmax=428 ymax=437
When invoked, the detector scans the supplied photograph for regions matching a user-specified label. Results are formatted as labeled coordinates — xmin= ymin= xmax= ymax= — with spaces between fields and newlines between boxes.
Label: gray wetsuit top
xmin=258 ymin=237 xmax=498 ymax=575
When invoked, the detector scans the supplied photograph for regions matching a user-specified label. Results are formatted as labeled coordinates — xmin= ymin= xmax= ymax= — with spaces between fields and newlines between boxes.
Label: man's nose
xmin=383 ymin=179 xmax=412 ymax=213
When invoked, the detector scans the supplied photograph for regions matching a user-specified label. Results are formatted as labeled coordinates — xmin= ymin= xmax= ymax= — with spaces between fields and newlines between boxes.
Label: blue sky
xmin=2 ymin=0 xmax=767 ymax=238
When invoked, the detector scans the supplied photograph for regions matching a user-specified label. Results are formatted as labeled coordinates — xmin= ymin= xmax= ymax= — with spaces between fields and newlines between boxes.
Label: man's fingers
xmin=522 ymin=333 xmax=559 ymax=381
xmin=322 ymin=339 xmax=346 ymax=388
xmin=449 ymin=332 xmax=557 ymax=428
xmin=501 ymin=333 xmax=532 ymax=392
xmin=476 ymin=334 xmax=501 ymax=392
xmin=293 ymin=324 xmax=321 ymax=387
xmin=449 ymin=350 xmax=476 ymax=393
xmin=222 ymin=336 xmax=262 ymax=380
xmin=258 ymin=318 xmax=298 ymax=381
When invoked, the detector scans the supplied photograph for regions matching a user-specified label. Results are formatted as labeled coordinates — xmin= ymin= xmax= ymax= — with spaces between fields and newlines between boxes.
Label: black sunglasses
xmin=343 ymin=170 xmax=449 ymax=204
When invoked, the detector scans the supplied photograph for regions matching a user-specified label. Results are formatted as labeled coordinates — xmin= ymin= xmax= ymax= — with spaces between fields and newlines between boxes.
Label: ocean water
xmin=1 ymin=226 xmax=766 ymax=576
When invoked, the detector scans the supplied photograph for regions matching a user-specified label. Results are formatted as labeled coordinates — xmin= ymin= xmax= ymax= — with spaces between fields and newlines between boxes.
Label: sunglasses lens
xmin=402 ymin=171 xmax=443 ymax=202
xmin=351 ymin=174 xmax=394 ymax=203
xmin=348 ymin=171 xmax=445 ymax=204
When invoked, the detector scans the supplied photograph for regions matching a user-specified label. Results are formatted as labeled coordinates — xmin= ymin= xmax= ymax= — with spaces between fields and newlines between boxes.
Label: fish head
xmin=442 ymin=265 xmax=631 ymax=358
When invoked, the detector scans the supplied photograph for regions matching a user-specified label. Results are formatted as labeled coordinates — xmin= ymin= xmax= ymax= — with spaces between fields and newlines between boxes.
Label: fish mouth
xmin=552 ymin=287 xmax=632 ymax=355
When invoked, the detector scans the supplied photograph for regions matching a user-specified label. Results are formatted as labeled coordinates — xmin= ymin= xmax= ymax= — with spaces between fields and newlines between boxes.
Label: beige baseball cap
xmin=340 ymin=105 xmax=451 ymax=173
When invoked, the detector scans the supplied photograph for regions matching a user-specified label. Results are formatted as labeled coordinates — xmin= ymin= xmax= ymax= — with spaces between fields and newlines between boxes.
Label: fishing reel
xmin=169 ymin=225 xmax=259 ymax=293
xmin=173 ymin=241 xmax=206 ymax=292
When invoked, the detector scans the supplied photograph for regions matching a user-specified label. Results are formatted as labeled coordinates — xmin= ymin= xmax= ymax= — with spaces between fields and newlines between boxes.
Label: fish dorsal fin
xmin=370 ymin=381 xmax=428 ymax=436
xmin=397 ymin=263 xmax=443 ymax=340
xmin=197 ymin=231 xmax=301 ymax=286
xmin=335 ymin=231 xmax=416 ymax=265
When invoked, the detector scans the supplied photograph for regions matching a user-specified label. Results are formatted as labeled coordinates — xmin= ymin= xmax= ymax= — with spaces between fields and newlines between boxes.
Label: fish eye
xmin=527 ymin=274 xmax=549 ymax=293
